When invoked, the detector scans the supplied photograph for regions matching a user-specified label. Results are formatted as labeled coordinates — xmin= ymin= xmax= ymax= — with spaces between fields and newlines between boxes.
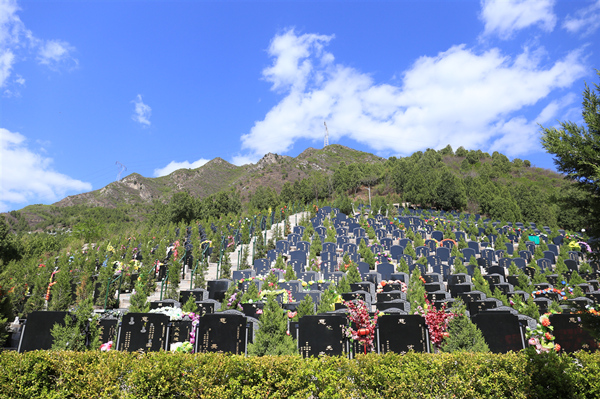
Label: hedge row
xmin=1 ymin=351 xmax=600 ymax=398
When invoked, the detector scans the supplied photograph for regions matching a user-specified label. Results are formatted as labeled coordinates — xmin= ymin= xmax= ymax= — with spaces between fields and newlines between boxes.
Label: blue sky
xmin=1 ymin=0 xmax=599 ymax=213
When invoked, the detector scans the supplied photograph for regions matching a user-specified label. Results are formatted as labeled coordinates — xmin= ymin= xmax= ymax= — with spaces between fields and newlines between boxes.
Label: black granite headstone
xmin=116 ymin=313 xmax=170 ymax=352
xmin=197 ymin=313 xmax=247 ymax=355
xmin=378 ymin=314 xmax=429 ymax=354
xmin=550 ymin=313 xmax=598 ymax=353
xmin=18 ymin=311 xmax=69 ymax=352
xmin=471 ymin=312 xmax=525 ymax=353
xmin=98 ymin=318 xmax=118 ymax=345
xmin=298 ymin=315 xmax=347 ymax=357
xmin=169 ymin=319 xmax=195 ymax=345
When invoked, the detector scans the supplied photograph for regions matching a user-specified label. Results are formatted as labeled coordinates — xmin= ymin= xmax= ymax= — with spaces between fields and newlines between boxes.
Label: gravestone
xmin=472 ymin=312 xmax=525 ymax=353
xmin=549 ymin=313 xmax=598 ymax=352
xmin=169 ymin=318 xmax=195 ymax=346
xmin=298 ymin=315 xmax=347 ymax=357
xmin=197 ymin=312 xmax=247 ymax=355
xmin=207 ymin=279 xmax=232 ymax=301
xmin=378 ymin=314 xmax=429 ymax=354
xmin=18 ymin=311 xmax=68 ymax=352
xmin=116 ymin=313 xmax=170 ymax=352
xmin=98 ymin=318 xmax=118 ymax=345
xmin=196 ymin=300 xmax=221 ymax=316
xmin=179 ymin=289 xmax=208 ymax=304
xmin=150 ymin=299 xmax=181 ymax=310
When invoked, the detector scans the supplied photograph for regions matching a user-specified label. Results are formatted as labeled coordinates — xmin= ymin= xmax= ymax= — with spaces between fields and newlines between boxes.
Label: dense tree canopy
xmin=541 ymin=70 xmax=600 ymax=247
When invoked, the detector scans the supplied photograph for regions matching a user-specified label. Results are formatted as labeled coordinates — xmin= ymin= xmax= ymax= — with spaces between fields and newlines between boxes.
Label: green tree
xmin=51 ymin=298 xmax=99 ymax=351
xmin=541 ymin=70 xmax=600 ymax=253
xmin=440 ymin=299 xmax=489 ymax=353
xmin=407 ymin=268 xmax=426 ymax=314
xmin=248 ymin=296 xmax=296 ymax=356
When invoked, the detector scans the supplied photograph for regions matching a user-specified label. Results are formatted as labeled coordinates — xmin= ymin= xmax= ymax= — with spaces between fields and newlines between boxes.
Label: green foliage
xmin=181 ymin=294 xmax=198 ymax=314
xmin=492 ymin=287 xmax=509 ymax=307
xmin=398 ymin=258 xmax=410 ymax=273
xmin=336 ymin=276 xmax=350 ymax=294
xmin=284 ymin=265 xmax=297 ymax=281
xmin=241 ymin=281 xmax=260 ymax=303
xmin=274 ymin=255 xmax=286 ymax=270
xmin=49 ymin=266 xmax=74 ymax=311
xmin=472 ymin=268 xmax=492 ymax=297
xmin=166 ymin=262 xmax=181 ymax=301
xmin=247 ymin=296 xmax=296 ymax=356
xmin=51 ymin=298 xmax=99 ymax=351
xmin=345 ymin=262 xmax=361 ymax=285
xmin=128 ymin=280 xmax=150 ymax=313
xmin=541 ymin=70 xmax=600 ymax=254
xmin=263 ymin=272 xmax=279 ymax=290
xmin=220 ymin=252 xmax=232 ymax=279
xmin=407 ymin=268 xmax=425 ymax=314
xmin=441 ymin=299 xmax=489 ymax=353
xmin=317 ymin=287 xmax=337 ymax=314
xmin=296 ymin=294 xmax=315 ymax=319
xmin=452 ymin=258 xmax=468 ymax=275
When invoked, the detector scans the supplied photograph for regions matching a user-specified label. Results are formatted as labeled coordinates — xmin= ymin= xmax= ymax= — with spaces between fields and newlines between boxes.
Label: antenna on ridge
xmin=324 ymin=121 xmax=329 ymax=147
xmin=115 ymin=161 xmax=127 ymax=181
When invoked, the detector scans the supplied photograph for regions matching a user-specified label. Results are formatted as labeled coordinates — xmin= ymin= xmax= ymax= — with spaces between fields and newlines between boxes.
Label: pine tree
xmin=49 ymin=268 xmax=74 ymax=311
xmin=296 ymin=294 xmax=315 ymax=319
xmin=274 ymin=255 xmax=286 ymax=271
xmin=325 ymin=225 xmax=336 ymax=243
xmin=469 ymin=255 xmax=478 ymax=267
xmin=336 ymin=276 xmax=350 ymax=294
xmin=398 ymin=258 xmax=410 ymax=274
xmin=193 ymin=256 xmax=209 ymax=289
xmin=166 ymin=261 xmax=181 ymax=300
xmin=346 ymin=262 xmax=361 ymax=285
xmin=263 ymin=272 xmax=279 ymax=291
xmin=51 ymin=298 xmax=99 ymax=351
xmin=407 ymin=268 xmax=426 ymax=314
xmin=472 ymin=268 xmax=492 ymax=297
xmin=284 ymin=265 xmax=297 ymax=281
xmin=241 ymin=281 xmax=260 ymax=303
xmin=492 ymin=287 xmax=509 ymax=306
xmin=129 ymin=280 xmax=150 ymax=313
xmin=182 ymin=294 xmax=199 ymax=313
xmin=220 ymin=252 xmax=232 ymax=279
xmin=317 ymin=287 xmax=337 ymax=313
xmin=404 ymin=241 xmax=417 ymax=259
xmin=452 ymin=258 xmax=468 ymax=275
xmin=248 ymin=296 xmax=296 ymax=356
xmin=451 ymin=245 xmax=461 ymax=258
xmin=220 ymin=284 xmax=241 ymax=311
xmin=440 ymin=299 xmax=489 ymax=353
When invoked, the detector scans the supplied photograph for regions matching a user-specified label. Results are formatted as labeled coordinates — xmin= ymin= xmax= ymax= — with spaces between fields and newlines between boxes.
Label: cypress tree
xmin=241 ymin=281 xmax=260 ymax=303
xmin=317 ymin=287 xmax=337 ymax=313
xmin=248 ymin=296 xmax=296 ymax=356
xmin=346 ymin=262 xmax=361 ymax=285
xmin=440 ymin=299 xmax=489 ymax=353
xmin=407 ymin=268 xmax=426 ymax=313
xmin=296 ymin=294 xmax=315 ymax=319
xmin=51 ymin=298 xmax=99 ymax=351
xmin=452 ymin=258 xmax=468 ymax=275
xmin=182 ymin=294 xmax=198 ymax=313
xmin=336 ymin=276 xmax=350 ymax=294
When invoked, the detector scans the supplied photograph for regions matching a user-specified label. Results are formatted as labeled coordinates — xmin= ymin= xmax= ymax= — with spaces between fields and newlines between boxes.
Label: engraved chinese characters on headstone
xmin=116 ymin=313 xmax=170 ymax=353
xmin=471 ymin=312 xmax=525 ymax=353
xmin=298 ymin=315 xmax=347 ymax=357
xmin=197 ymin=312 xmax=247 ymax=355
xmin=378 ymin=314 xmax=429 ymax=354
xmin=98 ymin=318 xmax=118 ymax=345
xmin=550 ymin=313 xmax=598 ymax=353
xmin=169 ymin=319 xmax=195 ymax=345
xmin=18 ymin=311 xmax=69 ymax=352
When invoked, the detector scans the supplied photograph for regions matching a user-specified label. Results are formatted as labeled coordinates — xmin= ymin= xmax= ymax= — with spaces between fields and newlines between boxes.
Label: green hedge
xmin=1 ymin=351 xmax=600 ymax=398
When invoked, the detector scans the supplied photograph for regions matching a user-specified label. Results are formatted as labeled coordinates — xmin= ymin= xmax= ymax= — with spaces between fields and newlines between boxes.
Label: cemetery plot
xmin=549 ymin=314 xmax=598 ymax=353
xmin=18 ymin=311 xmax=69 ymax=353
xmin=298 ymin=315 xmax=347 ymax=357
xmin=378 ymin=314 xmax=429 ymax=354
xmin=472 ymin=312 xmax=525 ymax=353
xmin=116 ymin=313 xmax=170 ymax=353
xmin=196 ymin=313 xmax=247 ymax=355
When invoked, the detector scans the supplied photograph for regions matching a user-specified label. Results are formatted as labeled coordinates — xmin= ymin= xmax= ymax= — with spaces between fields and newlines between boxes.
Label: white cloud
xmin=37 ymin=39 xmax=77 ymax=69
xmin=563 ymin=0 xmax=600 ymax=36
xmin=480 ymin=0 xmax=556 ymax=39
xmin=0 ymin=0 xmax=76 ymax=89
xmin=132 ymin=94 xmax=152 ymax=126
xmin=153 ymin=158 xmax=210 ymax=177
xmin=238 ymin=29 xmax=586 ymax=161
xmin=231 ymin=154 xmax=258 ymax=166
xmin=0 ymin=128 xmax=92 ymax=212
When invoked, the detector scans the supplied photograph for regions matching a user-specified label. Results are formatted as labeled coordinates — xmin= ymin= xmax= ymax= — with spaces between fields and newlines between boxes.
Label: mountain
xmin=3 ymin=145 xmax=383 ymax=231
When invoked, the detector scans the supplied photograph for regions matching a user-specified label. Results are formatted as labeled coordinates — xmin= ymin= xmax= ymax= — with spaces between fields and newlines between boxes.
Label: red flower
xmin=555 ymin=344 xmax=561 ymax=352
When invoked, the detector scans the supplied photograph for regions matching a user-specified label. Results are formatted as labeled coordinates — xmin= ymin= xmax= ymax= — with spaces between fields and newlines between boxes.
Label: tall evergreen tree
xmin=248 ymin=296 xmax=296 ymax=356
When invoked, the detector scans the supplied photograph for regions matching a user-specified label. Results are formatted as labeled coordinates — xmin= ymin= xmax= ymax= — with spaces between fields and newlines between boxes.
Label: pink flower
xmin=100 ymin=341 xmax=113 ymax=352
